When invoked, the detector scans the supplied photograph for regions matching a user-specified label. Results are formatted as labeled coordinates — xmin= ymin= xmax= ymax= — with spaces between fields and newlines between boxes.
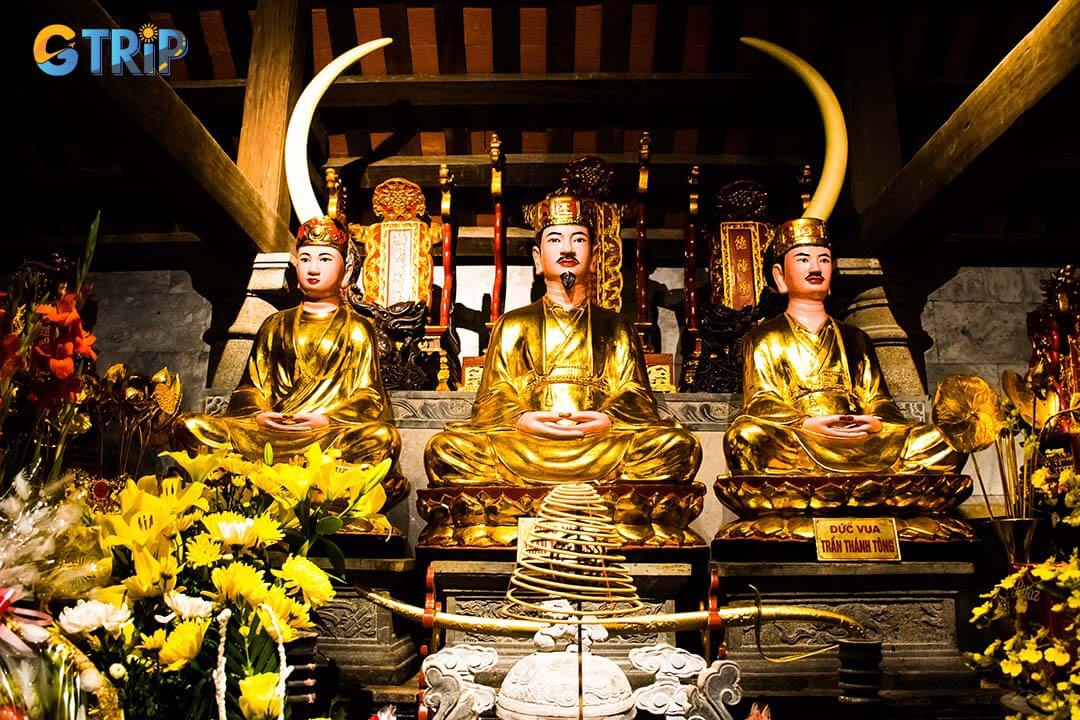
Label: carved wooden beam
xmin=860 ymin=0 xmax=1080 ymax=256
xmin=28 ymin=0 xmax=294 ymax=255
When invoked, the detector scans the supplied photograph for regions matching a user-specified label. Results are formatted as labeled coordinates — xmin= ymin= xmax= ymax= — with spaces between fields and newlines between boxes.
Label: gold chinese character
xmin=737 ymin=281 xmax=751 ymax=296
xmin=736 ymin=259 xmax=749 ymax=273
xmin=734 ymin=237 xmax=748 ymax=251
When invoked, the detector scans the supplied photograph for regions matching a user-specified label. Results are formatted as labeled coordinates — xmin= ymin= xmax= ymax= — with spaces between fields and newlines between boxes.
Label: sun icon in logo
xmin=138 ymin=23 xmax=159 ymax=44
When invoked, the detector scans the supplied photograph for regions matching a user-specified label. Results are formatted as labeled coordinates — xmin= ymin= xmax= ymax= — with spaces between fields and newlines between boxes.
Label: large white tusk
xmin=740 ymin=37 xmax=847 ymax=223
xmin=285 ymin=37 xmax=394 ymax=224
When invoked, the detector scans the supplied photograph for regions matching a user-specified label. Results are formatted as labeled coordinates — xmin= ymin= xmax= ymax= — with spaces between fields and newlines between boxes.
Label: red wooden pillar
xmin=682 ymin=165 xmax=703 ymax=389
xmin=634 ymin=132 xmax=652 ymax=349
xmin=438 ymin=164 xmax=454 ymax=329
xmin=489 ymin=133 xmax=506 ymax=330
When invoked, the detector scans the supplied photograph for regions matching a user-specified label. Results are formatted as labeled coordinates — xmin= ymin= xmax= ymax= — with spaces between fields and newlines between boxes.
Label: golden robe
xmin=425 ymin=298 xmax=701 ymax=485
xmin=177 ymin=305 xmax=400 ymax=468
xmin=724 ymin=314 xmax=962 ymax=475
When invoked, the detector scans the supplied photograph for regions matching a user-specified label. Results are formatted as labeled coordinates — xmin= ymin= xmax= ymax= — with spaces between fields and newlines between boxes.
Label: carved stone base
xmin=311 ymin=555 xmax=418 ymax=686
xmin=424 ymin=557 xmax=708 ymax=685
xmin=713 ymin=561 xmax=979 ymax=693
xmin=416 ymin=483 xmax=707 ymax=548
xmin=714 ymin=474 xmax=975 ymax=542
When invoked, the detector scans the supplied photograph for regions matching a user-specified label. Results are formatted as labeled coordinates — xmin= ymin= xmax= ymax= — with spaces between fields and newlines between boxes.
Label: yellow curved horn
xmin=354 ymin=584 xmax=865 ymax=638
xmin=740 ymin=37 xmax=847 ymax=223
xmin=285 ymin=38 xmax=393 ymax=224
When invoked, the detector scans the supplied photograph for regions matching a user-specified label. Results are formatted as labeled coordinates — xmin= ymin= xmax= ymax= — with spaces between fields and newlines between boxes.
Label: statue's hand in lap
xmin=256 ymin=411 xmax=330 ymax=432
xmin=566 ymin=410 xmax=612 ymax=436
xmin=517 ymin=411 xmax=586 ymax=440
xmin=802 ymin=414 xmax=882 ymax=439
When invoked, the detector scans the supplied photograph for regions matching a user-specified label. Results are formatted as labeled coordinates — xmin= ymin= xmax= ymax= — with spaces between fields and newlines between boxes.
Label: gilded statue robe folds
xmin=724 ymin=314 xmax=963 ymax=475
xmin=179 ymin=306 xmax=400 ymax=467
xmin=425 ymin=298 xmax=701 ymax=486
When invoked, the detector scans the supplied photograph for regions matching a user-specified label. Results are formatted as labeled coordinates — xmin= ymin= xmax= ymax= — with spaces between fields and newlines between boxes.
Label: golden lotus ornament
xmin=932 ymin=374 xmax=1006 ymax=453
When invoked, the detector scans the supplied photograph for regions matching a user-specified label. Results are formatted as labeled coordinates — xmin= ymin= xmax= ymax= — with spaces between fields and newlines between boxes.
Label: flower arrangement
xmin=57 ymin=443 xmax=390 ymax=720
xmin=969 ymin=554 xmax=1080 ymax=718
xmin=0 ymin=472 xmax=118 ymax=719
xmin=0 ymin=213 xmax=99 ymax=486
xmin=959 ymin=363 xmax=1080 ymax=715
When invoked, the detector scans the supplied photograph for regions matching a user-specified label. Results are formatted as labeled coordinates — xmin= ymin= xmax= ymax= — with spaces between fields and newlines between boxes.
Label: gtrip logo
xmin=34 ymin=23 xmax=188 ymax=77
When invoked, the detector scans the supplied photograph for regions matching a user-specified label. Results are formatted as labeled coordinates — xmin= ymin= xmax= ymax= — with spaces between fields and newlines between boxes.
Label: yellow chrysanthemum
xmin=272 ymin=555 xmax=334 ymax=609
xmin=212 ymin=562 xmax=269 ymax=607
xmin=255 ymin=605 xmax=296 ymax=644
xmin=159 ymin=618 xmax=209 ymax=671
xmin=138 ymin=628 xmax=167 ymax=653
xmin=187 ymin=533 xmax=223 ymax=568
xmin=238 ymin=672 xmax=282 ymax=720
xmin=250 ymin=514 xmax=284 ymax=546
xmin=259 ymin=585 xmax=314 ymax=642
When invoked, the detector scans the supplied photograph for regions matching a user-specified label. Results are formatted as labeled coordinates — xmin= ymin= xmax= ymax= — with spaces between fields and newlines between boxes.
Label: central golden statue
xmin=724 ymin=218 xmax=963 ymax=475
xmin=425 ymin=194 xmax=700 ymax=486
xmin=177 ymin=218 xmax=401 ymax=479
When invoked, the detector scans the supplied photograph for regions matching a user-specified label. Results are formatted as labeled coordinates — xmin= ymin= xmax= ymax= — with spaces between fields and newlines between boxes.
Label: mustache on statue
xmin=560 ymin=271 xmax=576 ymax=293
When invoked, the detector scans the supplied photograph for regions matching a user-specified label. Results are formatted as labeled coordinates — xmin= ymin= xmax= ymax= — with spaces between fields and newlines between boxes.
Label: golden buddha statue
xmin=425 ymin=194 xmax=701 ymax=487
xmin=723 ymin=218 xmax=963 ymax=476
xmin=176 ymin=217 xmax=403 ymax=491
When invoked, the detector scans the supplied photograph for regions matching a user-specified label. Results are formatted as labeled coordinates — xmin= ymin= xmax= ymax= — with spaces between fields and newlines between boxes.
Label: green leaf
xmin=316 ymin=515 xmax=344 ymax=536
xmin=322 ymin=537 xmax=346 ymax=575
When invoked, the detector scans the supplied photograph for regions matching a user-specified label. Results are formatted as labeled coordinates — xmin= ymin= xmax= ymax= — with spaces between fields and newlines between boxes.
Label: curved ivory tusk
xmin=740 ymin=37 xmax=847 ymax=223
xmin=285 ymin=38 xmax=394 ymax=224
xmin=354 ymin=584 xmax=865 ymax=638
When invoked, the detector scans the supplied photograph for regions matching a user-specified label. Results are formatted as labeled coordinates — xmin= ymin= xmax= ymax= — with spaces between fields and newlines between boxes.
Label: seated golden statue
xmin=177 ymin=217 xmax=403 ymax=492
xmin=723 ymin=218 xmax=963 ymax=476
xmin=425 ymin=194 xmax=701 ymax=487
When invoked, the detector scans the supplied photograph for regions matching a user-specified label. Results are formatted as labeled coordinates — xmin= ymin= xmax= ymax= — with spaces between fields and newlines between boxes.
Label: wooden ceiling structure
xmin=15 ymin=0 xmax=1079 ymax=277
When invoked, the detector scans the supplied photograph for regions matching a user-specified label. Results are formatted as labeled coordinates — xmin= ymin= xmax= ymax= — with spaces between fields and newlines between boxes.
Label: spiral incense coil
xmin=505 ymin=483 xmax=644 ymax=622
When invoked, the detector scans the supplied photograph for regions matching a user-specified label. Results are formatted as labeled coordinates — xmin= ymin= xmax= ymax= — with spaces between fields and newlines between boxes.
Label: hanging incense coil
xmin=505 ymin=483 xmax=644 ymax=622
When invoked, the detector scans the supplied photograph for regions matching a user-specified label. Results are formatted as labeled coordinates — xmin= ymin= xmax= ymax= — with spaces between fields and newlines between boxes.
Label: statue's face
xmin=297 ymin=246 xmax=345 ymax=299
xmin=532 ymin=223 xmax=593 ymax=284
xmin=772 ymin=245 xmax=832 ymax=300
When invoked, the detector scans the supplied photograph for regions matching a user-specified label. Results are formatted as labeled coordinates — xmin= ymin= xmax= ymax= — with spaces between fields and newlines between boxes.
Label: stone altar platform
xmin=308 ymin=537 xmax=420 ymax=686
xmin=712 ymin=560 xmax=979 ymax=694
xmin=422 ymin=555 xmax=710 ymax=686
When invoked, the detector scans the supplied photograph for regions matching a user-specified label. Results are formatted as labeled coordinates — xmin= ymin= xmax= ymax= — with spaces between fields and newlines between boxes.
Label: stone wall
xmin=921 ymin=266 xmax=1054 ymax=517
xmin=921 ymin=267 xmax=1050 ymax=392
xmin=89 ymin=270 xmax=212 ymax=411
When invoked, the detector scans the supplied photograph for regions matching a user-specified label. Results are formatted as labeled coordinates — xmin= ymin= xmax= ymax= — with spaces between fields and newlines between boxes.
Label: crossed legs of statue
xmin=424 ymin=426 xmax=700 ymax=486
xmin=724 ymin=416 xmax=963 ymax=475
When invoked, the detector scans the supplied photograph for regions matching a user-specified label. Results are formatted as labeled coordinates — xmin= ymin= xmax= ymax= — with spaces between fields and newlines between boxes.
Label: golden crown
xmin=524 ymin=193 xmax=592 ymax=233
xmin=296 ymin=215 xmax=349 ymax=252
xmin=770 ymin=217 xmax=830 ymax=259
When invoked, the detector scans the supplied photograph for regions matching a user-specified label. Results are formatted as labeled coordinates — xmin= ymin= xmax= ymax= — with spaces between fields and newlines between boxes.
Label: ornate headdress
xmin=770 ymin=217 xmax=830 ymax=260
xmin=524 ymin=193 xmax=592 ymax=233
xmin=296 ymin=215 xmax=349 ymax=253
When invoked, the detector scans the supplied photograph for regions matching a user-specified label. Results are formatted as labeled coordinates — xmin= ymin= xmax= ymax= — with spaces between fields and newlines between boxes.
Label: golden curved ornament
xmin=1002 ymin=369 xmax=1060 ymax=431
xmin=932 ymin=373 xmax=1006 ymax=453
xmin=740 ymin=37 xmax=847 ymax=223
xmin=285 ymin=38 xmax=394 ymax=224
xmin=353 ymin=584 xmax=865 ymax=637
